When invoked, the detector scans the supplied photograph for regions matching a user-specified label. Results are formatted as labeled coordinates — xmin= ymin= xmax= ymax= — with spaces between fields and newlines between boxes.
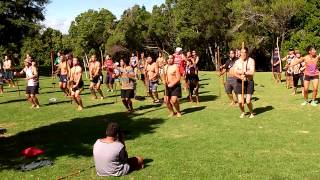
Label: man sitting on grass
xmin=93 ymin=122 xmax=144 ymax=176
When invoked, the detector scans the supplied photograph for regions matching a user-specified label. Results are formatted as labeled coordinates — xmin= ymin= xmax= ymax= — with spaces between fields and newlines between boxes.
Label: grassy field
xmin=1 ymin=72 xmax=320 ymax=179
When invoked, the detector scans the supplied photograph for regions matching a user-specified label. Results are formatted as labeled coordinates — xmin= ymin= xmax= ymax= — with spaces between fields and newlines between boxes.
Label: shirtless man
xmin=3 ymin=55 xmax=15 ymax=87
xmin=233 ymin=47 xmax=255 ymax=118
xmin=163 ymin=55 xmax=182 ymax=118
xmin=55 ymin=53 xmax=70 ymax=96
xmin=89 ymin=55 xmax=104 ymax=99
xmin=15 ymin=59 xmax=40 ymax=109
xmin=70 ymin=57 xmax=84 ymax=110
xmin=156 ymin=51 xmax=167 ymax=82
xmin=146 ymin=56 xmax=160 ymax=103
xmin=118 ymin=58 xmax=135 ymax=113
xmin=219 ymin=49 xmax=238 ymax=105
xmin=288 ymin=46 xmax=320 ymax=106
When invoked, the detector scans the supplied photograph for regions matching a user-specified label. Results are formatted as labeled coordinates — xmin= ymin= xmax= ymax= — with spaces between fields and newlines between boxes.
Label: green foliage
xmin=0 ymin=0 xmax=49 ymax=54
xmin=68 ymin=8 xmax=116 ymax=57
xmin=20 ymin=28 xmax=63 ymax=65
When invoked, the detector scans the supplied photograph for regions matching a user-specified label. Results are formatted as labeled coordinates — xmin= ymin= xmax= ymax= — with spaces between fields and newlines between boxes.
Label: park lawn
xmin=1 ymin=72 xmax=320 ymax=179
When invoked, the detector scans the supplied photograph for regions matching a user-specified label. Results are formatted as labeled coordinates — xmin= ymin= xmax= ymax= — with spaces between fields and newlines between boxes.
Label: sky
xmin=43 ymin=0 xmax=165 ymax=34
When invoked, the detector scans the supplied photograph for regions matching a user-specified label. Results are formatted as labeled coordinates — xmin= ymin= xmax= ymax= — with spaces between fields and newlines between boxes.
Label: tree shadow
xmin=0 ymin=98 xmax=26 ymax=105
xmin=200 ymin=95 xmax=218 ymax=102
xmin=85 ymin=102 xmax=115 ymax=109
xmin=199 ymin=78 xmax=210 ymax=81
xmin=0 ymin=111 xmax=164 ymax=170
xmin=43 ymin=100 xmax=72 ymax=106
xmin=182 ymin=106 xmax=206 ymax=115
xmin=254 ymin=106 xmax=274 ymax=115
xmin=142 ymin=158 xmax=153 ymax=169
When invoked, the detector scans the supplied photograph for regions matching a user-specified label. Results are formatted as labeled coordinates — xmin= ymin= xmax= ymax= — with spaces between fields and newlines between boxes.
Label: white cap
xmin=175 ymin=47 xmax=182 ymax=52
xmin=115 ymin=62 xmax=119 ymax=66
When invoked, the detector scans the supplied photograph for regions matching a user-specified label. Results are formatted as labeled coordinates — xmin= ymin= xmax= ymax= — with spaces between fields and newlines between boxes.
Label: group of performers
xmin=0 ymin=48 xmax=201 ymax=118
xmin=3 ymin=45 xmax=318 ymax=117
xmin=272 ymin=45 xmax=320 ymax=106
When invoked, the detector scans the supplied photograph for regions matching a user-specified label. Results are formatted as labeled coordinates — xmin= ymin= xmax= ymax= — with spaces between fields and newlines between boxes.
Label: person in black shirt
xmin=219 ymin=50 xmax=238 ymax=105
xmin=186 ymin=67 xmax=199 ymax=105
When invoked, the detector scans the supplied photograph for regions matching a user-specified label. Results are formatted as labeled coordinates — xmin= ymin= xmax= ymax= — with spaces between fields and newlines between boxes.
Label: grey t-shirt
xmin=93 ymin=139 xmax=130 ymax=176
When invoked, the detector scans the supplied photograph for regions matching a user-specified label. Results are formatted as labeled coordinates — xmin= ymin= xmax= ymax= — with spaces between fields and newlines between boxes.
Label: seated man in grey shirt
xmin=93 ymin=122 xmax=144 ymax=176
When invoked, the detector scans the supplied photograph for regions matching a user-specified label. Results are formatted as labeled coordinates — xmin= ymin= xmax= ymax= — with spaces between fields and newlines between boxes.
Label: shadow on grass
xmin=85 ymin=102 xmax=115 ymax=109
xmin=143 ymin=158 xmax=153 ymax=169
xmin=252 ymin=97 xmax=259 ymax=102
xmin=0 ymin=98 xmax=26 ymax=105
xmin=0 ymin=111 xmax=164 ymax=170
xmin=254 ymin=105 xmax=274 ymax=115
xmin=182 ymin=106 xmax=206 ymax=115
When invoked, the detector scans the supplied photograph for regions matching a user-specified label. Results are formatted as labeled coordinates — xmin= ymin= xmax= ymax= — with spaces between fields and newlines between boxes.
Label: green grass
xmin=1 ymin=72 xmax=320 ymax=179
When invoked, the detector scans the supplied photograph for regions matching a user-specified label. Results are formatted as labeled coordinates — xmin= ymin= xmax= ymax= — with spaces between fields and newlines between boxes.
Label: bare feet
xmin=176 ymin=113 xmax=182 ymax=118
xmin=168 ymin=112 xmax=176 ymax=117
xmin=78 ymin=106 xmax=83 ymax=111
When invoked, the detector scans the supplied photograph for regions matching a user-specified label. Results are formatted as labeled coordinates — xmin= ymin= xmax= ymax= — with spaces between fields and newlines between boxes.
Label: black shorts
xmin=72 ymin=80 xmax=84 ymax=92
xmin=165 ymin=83 xmax=182 ymax=98
xmin=59 ymin=75 xmax=68 ymax=83
xmin=189 ymin=84 xmax=198 ymax=96
xmin=91 ymin=75 xmax=103 ymax=84
xmin=235 ymin=79 xmax=254 ymax=95
xmin=286 ymin=72 xmax=292 ymax=76
xmin=140 ymin=74 xmax=145 ymax=81
xmin=4 ymin=70 xmax=13 ymax=80
xmin=121 ymin=89 xmax=134 ymax=99
xmin=225 ymin=77 xmax=237 ymax=94
xmin=105 ymin=74 xmax=114 ymax=84
xmin=273 ymin=66 xmax=281 ymax=73
xmin=304 ymin=75 xmax=319 ymax=81
xmin=293 ymin=74 xmax=304 ymax=87
xmin=26 ymin=86 xmax=39 ymax=95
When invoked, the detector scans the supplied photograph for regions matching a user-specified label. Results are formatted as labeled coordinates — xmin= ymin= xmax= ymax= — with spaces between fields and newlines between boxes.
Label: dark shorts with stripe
xmin=59 ymin=75 xmax=68 ymax=83
xmin=91 ymin=75 xmax=103 ymax=84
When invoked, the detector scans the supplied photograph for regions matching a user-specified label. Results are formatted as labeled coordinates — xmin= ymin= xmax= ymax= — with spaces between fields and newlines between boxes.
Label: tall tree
xmin=68 ymin=8 xmax=116 ymax=57
xmin=0 ymin=0 xmax=49 ymax=53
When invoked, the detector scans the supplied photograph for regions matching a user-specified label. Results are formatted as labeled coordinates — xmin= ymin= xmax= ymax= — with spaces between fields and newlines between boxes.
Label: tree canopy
xmin=1 ymin=0 xmax=320 ymax=70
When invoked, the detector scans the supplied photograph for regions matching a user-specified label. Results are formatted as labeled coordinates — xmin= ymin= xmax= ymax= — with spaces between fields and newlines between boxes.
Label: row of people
xmin=272 ymin=46 xmax=320 ymax=106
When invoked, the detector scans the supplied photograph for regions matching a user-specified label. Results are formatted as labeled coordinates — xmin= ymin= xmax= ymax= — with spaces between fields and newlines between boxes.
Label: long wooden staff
xmin=271 ymin=48 xmax=274 ymax=79
xmin=50 ymin=51 xmax=56 ymax=90
xmin=217 ymin=46 xmax=223 ymax=97
xmin=100 ymin=47 xmax=104 ymax=65
xmin=82 ymin=57 xmax=88 ymax=79
xmin=241 ymin=42 xmax=245 ymax=107
xmin=277 ymin=37 xmax=282 ymax=73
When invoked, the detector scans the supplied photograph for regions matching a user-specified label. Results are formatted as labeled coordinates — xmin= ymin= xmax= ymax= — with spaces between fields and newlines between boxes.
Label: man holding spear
xmin=233 ymin=46 xmax=255 ymax=118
